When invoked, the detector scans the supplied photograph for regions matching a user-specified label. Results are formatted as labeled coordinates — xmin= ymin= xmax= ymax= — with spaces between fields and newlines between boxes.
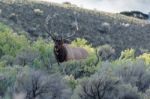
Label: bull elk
xmin=44 ymin=13 xmax=89 ymax=64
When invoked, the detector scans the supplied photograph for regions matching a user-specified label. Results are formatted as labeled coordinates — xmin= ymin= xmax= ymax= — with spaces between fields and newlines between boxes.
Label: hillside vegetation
xmin=0 ymin=1 xmax=150 ymax=99
xmin=0 ymin=1 xmax=150 ymax=57
xmin=0 ymin=21 xmax=150 ymax=99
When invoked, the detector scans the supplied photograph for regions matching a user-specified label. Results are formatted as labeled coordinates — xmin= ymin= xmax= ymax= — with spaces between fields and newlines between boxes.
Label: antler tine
xmin=44 ymin=14 xmax=56 ymax=41
xmin=64 ymin=14 xmax=79 ymax=39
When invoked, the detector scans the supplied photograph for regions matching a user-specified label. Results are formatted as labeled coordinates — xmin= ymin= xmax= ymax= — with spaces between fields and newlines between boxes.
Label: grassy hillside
xmin=0 ymin=1 xmax=150 ymax=58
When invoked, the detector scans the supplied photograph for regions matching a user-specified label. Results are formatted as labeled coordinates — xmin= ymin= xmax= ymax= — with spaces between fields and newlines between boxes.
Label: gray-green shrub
xmin=14 ymin=69 xmax=72 ymax=99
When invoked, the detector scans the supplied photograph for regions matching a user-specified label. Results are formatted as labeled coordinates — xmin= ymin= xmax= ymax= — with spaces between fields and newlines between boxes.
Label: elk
xmin=44 ymin=13 xmax=89 ymax=64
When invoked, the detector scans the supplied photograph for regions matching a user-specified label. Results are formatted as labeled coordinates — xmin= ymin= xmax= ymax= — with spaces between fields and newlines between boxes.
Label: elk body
xmin=45 ymin=14 xmax=89 ymax=63
xmin=54 ymin=40 xmax=88 ymax=63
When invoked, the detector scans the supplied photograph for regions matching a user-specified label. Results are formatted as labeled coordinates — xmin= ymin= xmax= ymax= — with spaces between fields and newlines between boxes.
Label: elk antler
xmin=45 ymin=12 xmax=79 ymax=41
xmin=64 ymin=12 xmax=79 ymax=39
xmin=44 ymin=14 xmax=56 ymax=41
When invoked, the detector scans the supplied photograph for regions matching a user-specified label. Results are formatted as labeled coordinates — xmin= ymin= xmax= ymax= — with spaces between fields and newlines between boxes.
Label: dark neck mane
xmin=54 ymin=45 xmax=67 ymax=63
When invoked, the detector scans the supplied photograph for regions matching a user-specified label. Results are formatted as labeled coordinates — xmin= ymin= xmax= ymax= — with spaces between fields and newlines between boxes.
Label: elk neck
xmin=54 ymin=44 xmax=67 ymax=63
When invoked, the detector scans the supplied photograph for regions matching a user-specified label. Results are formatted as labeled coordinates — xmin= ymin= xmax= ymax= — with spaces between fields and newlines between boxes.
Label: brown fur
xmin=54 ymin=43 xmax=88 ymax=63
xmin=64 ymin=44 xmax=88 ymax=60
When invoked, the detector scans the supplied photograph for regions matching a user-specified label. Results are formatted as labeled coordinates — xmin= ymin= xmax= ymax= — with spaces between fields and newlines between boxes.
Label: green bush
xmin=32 ymin=38 xmax=56 ymax=69
xmin=0 ymin=66 xmax=18 ymax=97
xmin=114 ymin=61 xmax=150 ymax=92
xmin=64 ymin=75 xmax=78 ymax=91
xmin=0 ymin=23 xmax=29 ymax=57
xmin=14 ymin=48 xmax=39 ymax=67
xmin=71 ymin=38 xmax=94 ymax=54
xmin=14 ymin=69 xmax=71 ymax=99
xmin=137 ymin=53 xmax=150 ymax=65
xmin=60 ymin=59 xmax=99 ymax=78
xmin=72 ymin=74 xmax=141 ymax=99
xmin=0 ymin=55 xmax=14 ymax=66
xmin=119 ymin=48 xmax=135 ymax=60
xmin=97 ymin=44 xmax=115 ymax=61
xmin=1 ymin=20 xmax=150 ymax=99
xmin=71 ymin=60 xmax=150 ymax=99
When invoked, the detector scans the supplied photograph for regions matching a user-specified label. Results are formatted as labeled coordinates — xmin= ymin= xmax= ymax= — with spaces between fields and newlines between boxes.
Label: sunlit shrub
xmin=71 ymin=38 xmax=94 ymax=54
xmin=0 ymin=23 xmax=29 ymax=56
xmin=64 ymin=75 xmax=78 ymax=91
xmin=119 ymin=48 xmax=135 ymax=60
xmin=0 ymin=61 xmax=6 ymax=67
xmin=0 ymin=23 xmax=11 ymax=33
xmin=32 ymin=38 xmax=56 ymax=69
xmin=137 ymin=53 xmax=150 ymax=65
